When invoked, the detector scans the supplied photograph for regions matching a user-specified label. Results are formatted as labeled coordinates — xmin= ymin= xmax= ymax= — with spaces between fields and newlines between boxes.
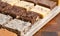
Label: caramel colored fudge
xmin=30 ymin=5 xmax=50 ymax=18
xmin=14 ymin=1 xmax=34 ymax=11
xmin=0 ymin=28 xmax=17 ymax=36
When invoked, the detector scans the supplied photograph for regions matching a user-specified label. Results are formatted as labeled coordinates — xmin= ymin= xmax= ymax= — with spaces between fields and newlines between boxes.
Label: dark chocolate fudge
xmin=2 ymin=6 xmax=27 ymax=18
xmin=20 ymin=11 xmax=41 ymax=24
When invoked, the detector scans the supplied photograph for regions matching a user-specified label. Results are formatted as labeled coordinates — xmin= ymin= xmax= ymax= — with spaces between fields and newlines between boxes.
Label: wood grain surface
xmin=34 ymin=13 xmax=60 ymax=36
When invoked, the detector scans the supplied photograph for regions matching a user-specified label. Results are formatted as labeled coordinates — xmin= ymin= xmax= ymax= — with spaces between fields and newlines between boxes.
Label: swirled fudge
xmin=0 ymin=13 xmax=12 ymax=25
xmin=5 ymin=19 xmax=31 ymax=36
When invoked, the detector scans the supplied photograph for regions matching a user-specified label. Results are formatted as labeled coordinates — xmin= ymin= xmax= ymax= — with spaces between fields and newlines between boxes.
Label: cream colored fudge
xmin=0 ymin=13 xmax=12 ymax=25
xmin=15 ymin=1 xmax=34 ymax=11
xmin=1 ymin=0 xmax=20 ymax=6
xmin=30 ymin=5 xmax=51 ymax=18
xmin=5 ymin=19 xmax=31 ymax=36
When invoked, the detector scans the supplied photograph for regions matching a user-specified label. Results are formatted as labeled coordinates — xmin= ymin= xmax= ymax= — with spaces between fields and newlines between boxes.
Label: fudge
xmin=21 ymin=0 xmax=38 ymax=4
xmin=0 ymin=1 xmax=12 ymax=12
xmin=14 ymin=1 xmax=34 ymax=11
xmin=5 ymin=19 xmax=31 ymax=36
xmin=30 ymin=5 xmax=50 ymax=18
xmin=2 ymin=6 xmax=27 ymax=18
xmin=20 ymin=11 xmax=41 ymax=24
xmin=37 ymin=0 xmax=57 ymax=9
xmin=21 ymin=0 xmax=57 ymax=9
xmin=1 ymin=0 xmax=20 ymax=6
xmin=0 ymin=13 xmax=12 ymax=25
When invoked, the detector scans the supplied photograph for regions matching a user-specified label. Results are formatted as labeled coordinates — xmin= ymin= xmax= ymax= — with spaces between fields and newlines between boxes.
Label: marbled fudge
xmin=5 ymin=19 xmax=31 ymax=36
xmin=14 ymin=1 xmax=34 ymax=11
xmin=0 ymin=13 xmax=12 ymax=25
xmin=30 ymin=5 xmax=50 ymax=18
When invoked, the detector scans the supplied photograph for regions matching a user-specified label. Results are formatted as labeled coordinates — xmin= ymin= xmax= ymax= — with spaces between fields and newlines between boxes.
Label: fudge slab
xmin=0 ymin=1 xmax=12 ymax=12
xmin=2 ymin=6 xmax=26 ymax=18
xmin=14 ymin=1 xmax=34 ymax=11
xmin=5 ymin=19 xmax=31 ymax=36
xmin=0 ymin=13 xmax=12 ymax=25
xmin=30 ymin=5 xmax=51 ymax=18
xmin=20 ymin=11 xmax=41 ymax=24
xmin=21 ymin=0 xmax=57 ymax=9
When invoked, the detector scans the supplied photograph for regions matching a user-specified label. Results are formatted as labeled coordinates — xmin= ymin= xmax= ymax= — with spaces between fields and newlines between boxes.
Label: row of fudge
xmin=21 ymin=0 xmax=57 ymax=9
xmin=0 ymin=13 xmax=31 ymax=36
xmin=0 ymin=0 xmax=54 ymax=24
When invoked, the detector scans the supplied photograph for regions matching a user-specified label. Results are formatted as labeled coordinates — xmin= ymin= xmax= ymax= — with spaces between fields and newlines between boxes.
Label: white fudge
xmin=5 ymin=19 xmax=31 ymax=36
xmin=0 ymin=13 xmax=12 ymax=25
xmin=30 ymin=5 xmax=51 ymax=18
xmin=15 ymin=1 xmax=34 ymax=11
xmin=1 ymin=0 xmax=20 ymax=6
